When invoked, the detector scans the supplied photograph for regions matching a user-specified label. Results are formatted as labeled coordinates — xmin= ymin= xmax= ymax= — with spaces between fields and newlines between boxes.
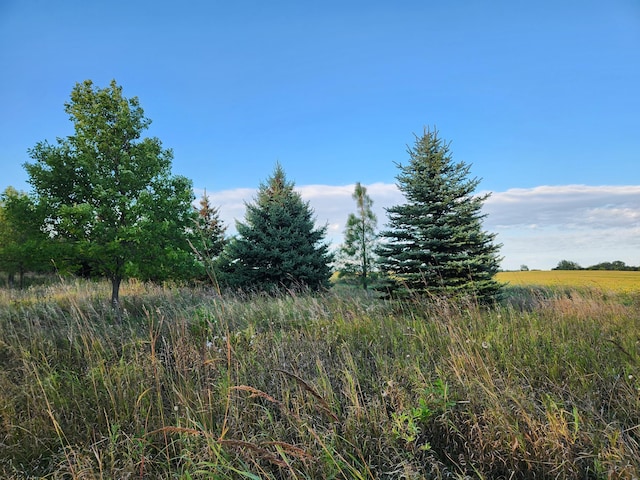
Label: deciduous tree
xmin=552 ymin=260 xmax=582 ymax=270
xmin=0 ymin=187 xmax=51 ymax=287
xmin=25 ymin=80 xmax=197 ymax=306
xmin=377 ymin=128 xmax=502 ymax=301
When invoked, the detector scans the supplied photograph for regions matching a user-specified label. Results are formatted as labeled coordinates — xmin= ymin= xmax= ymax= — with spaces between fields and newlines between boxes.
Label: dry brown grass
xmin=0 ymin=280 xmax=639 ymax=478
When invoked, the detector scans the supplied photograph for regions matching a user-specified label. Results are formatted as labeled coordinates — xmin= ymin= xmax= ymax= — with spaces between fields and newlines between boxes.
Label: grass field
xmin=1 ymin=279 xmax=639 ymax=478
xmin=497 ymin=269 xmax=640 ymax=293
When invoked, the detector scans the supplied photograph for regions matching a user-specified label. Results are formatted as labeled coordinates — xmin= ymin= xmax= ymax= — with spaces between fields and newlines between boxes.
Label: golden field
xmin=497 ymin=269 xmax=640 ymax=293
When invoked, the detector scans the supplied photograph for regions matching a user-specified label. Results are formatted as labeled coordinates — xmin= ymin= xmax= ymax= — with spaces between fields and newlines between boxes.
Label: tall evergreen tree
xmin=337 ymin=182 xmax=378 ymax=289
xmin=222 ymin=164 xmax=332 ymax=292
xmin=377 ymin=128 xmax=502 ymax=301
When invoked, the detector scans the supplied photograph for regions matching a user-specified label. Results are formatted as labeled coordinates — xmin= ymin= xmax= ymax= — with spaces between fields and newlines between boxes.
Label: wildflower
xmin=481 ymin=341 xmax=490 ymax=349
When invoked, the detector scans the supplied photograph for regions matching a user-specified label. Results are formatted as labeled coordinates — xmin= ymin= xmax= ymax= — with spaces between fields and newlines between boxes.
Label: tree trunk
xmin=361 ymin=216 xmax=368 ymax=290
xmin=111 ymin=276 xmax=122 ymax=309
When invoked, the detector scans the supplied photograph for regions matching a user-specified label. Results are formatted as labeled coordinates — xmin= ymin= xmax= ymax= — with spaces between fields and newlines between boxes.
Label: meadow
xmin=1 ymin=278 xmax=639 ymax=479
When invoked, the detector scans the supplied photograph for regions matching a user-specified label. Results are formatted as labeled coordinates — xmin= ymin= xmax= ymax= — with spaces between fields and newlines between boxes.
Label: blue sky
xmin=1 ymin=1 xmax=639 ymax=270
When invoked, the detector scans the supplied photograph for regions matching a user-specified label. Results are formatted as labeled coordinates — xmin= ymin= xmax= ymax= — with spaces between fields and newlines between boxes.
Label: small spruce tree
xmin=221 ymin=163 xmax=332 ymax=292
xmin=194 ymin=189 xmax=227 ymax=260
xmin=190 ymin=190 xmax=227 ymax=286
xmin=377 ymin=128 xmax=502 ymax=302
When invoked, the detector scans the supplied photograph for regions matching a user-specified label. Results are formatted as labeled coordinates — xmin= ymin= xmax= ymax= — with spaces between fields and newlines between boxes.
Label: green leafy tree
xmin=587 ymin=260 xmax=631 ymax=271
xmin=24 ymin=80 xmax=197 ymax=306
xmin=221 ymin=164 xmax=332 ymax=292
xmin=552 ymin=260 xmax=582 ymax=270
xmin=377 ymin=128 xmax=502 ymax=301
xmin=0 ymin=187 xmax=51 ymax=287
xmin=337 ymin=182 xmax=378 ymax=289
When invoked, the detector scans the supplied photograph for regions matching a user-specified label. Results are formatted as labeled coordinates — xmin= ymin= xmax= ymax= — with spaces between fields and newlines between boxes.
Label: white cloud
xmin=194 ymin=183 xmax=404 ymax=248
xmin=193 ymin=187 xmax=254 ymax=231
xmin=482 ymin=185 xmax=640 ymax=270
xmin=482 ymin=185 xmax=640 ymax=229
xmin=196 ymin=184 xmax=640 ymax=271
xmin=295 ymin=182 xmax=403 ymax=238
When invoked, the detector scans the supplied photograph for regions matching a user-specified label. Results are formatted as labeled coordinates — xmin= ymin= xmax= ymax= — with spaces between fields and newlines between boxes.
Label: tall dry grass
xmin=0 ymin=279 xmax=638 ymax=478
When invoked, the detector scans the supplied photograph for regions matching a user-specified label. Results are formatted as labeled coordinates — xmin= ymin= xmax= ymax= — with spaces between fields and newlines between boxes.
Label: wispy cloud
xmin=482 ymin=185 xmax=640 ymax=270
xmin=194 ymin=183 xmax=403 ymax=243
xmin=483 ymin=185 xmax=640 ymax=229
xmin=195 ymin=184 xmax=640 ymax=271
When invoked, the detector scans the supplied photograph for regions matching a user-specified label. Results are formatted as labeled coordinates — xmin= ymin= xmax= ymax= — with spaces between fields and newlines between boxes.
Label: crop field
xmin=497 ymin=269 xmax=640 ymax=293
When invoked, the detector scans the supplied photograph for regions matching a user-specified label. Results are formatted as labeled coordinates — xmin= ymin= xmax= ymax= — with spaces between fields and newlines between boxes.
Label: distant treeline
xmin=552 ymin=260 xmax=639 ymax=271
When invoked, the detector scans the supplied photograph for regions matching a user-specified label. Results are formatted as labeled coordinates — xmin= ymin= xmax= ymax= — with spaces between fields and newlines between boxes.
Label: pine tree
xmin=337 ymin=182 xmax=378 ymax=289
xmin=377 ymin=128 xmax=502 ymax=301
xmin=222 ymin=164 xmax=332 ymax=292
xmin=194 ymin=189 xmax=227 ymax=261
